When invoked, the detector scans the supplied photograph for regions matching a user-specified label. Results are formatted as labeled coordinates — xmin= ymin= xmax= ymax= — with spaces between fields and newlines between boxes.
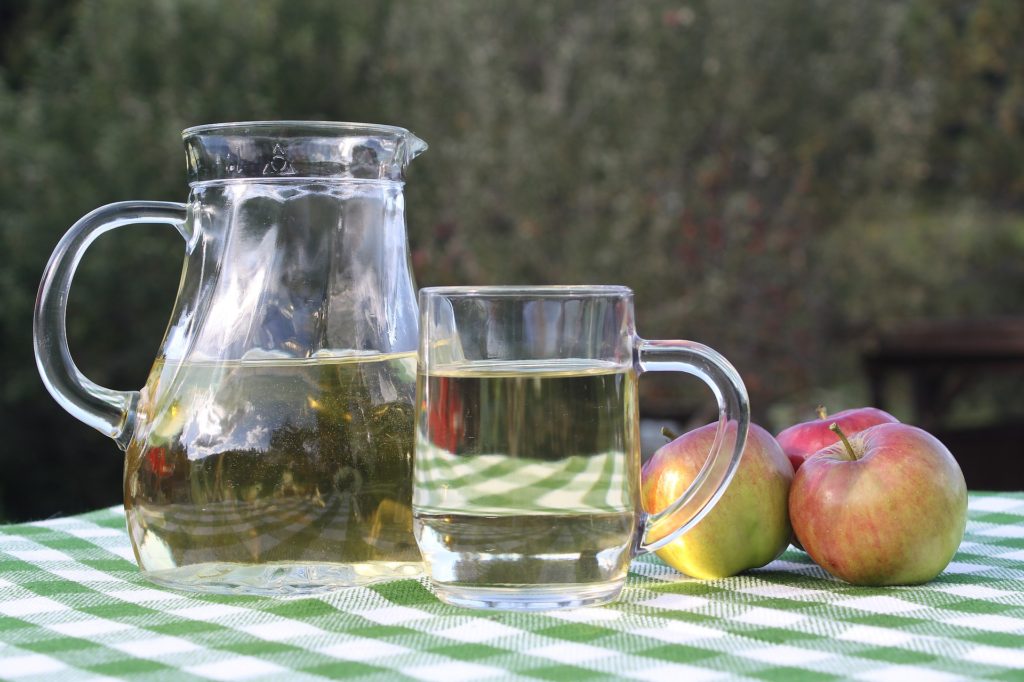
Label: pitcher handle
xmin=33 ymin=201 xmax=189 ymax=450
xmin=636 ymin=338 xmax=750 ymax=552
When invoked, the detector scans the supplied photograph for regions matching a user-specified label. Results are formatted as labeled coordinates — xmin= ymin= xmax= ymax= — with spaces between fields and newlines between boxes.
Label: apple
xmin=776 ymin=406 xmax=899 ymax=472
xmin=779 ymin=407 xmax=898 ymax=551
xmin=789 ymin=422 xmax=967 ymax=586
xmin=642 ymin=423 xmax=793 ymax=580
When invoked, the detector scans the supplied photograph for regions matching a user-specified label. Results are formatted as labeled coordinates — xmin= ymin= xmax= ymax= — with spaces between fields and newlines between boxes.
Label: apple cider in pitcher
xmin=124 ymin=352 xmax=420 ymax=593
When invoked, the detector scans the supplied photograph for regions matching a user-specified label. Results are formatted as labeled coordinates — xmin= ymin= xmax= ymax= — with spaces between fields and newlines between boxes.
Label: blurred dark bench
xmin=863 ymin=317 xmax=1024 ymax=490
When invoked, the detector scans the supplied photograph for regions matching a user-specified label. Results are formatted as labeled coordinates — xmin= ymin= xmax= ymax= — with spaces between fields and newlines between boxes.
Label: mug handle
xmin=635 ymin=338 xmax=750 ymax=552
xmin=33 ymin=201 xmax=189 ymax=450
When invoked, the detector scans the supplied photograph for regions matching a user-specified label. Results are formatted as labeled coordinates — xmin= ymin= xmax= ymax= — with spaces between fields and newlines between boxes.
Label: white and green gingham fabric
xmin=414 ymin=445 xmax=631 ymax=514
xmin=0 ymin=492 xmax=1022 ymax=681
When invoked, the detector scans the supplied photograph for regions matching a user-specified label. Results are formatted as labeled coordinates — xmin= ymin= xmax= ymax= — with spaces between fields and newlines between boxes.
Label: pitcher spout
xmin=401 ymin=132 xmax=428 ymax=168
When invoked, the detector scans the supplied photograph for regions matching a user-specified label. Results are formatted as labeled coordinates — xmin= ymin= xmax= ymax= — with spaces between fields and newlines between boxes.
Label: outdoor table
xmin=863 ymin=317 xmax=1024 ymax=428
xmin=0 ymin=493 xmax=1021 ymax=681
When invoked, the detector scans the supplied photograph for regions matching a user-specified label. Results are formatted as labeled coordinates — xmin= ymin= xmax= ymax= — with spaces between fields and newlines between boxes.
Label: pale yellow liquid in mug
xmin=414 ymin=359 xmax=641 ymax=603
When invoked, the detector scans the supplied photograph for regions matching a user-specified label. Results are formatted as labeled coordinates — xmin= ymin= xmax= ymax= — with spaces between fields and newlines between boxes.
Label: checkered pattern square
xmin=413 ymin=443 xmax=631 ymax=514
xmin=0 ymin=493 xmax=1020 ymax=680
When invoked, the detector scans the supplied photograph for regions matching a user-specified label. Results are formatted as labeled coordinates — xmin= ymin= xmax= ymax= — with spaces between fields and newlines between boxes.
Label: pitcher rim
xmin=181 ymin=120 xmax=417 ymax=138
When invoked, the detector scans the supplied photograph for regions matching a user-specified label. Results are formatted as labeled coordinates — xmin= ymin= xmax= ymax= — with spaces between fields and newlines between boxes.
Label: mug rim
xmin=420 ymin=285 xmax=633 ymax=299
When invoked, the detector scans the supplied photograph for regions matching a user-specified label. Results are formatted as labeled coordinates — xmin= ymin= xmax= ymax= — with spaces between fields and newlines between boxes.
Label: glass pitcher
xmin=33 ymin=122 xmax=427 ymax=595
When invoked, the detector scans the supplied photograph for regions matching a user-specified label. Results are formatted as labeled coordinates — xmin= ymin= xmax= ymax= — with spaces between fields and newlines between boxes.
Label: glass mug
xmin=413 ymin=286 xmax=750 ymax=610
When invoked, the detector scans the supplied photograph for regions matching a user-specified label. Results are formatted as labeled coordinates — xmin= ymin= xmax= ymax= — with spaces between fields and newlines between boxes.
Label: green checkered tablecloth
xmin=0 ymin=493 xmax=1022 ymax=681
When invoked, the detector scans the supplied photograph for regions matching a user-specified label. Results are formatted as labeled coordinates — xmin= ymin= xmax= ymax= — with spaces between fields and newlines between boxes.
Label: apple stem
xmin=661 ymin=426 xmax=680 ymax=442
xmin=816 ymin=405 xmax=828 ymax=420
xmin=829 ymin=422 xmax=859 ymax=460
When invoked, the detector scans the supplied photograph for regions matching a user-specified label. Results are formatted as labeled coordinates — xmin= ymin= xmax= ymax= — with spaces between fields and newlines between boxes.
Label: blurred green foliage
xmin=1 ymin=0 xmax=1021 ymax=520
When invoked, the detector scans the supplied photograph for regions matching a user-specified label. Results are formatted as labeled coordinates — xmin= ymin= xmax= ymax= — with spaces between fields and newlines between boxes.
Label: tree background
xmin=2 ymin=0 xmax=1022 ymax=520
